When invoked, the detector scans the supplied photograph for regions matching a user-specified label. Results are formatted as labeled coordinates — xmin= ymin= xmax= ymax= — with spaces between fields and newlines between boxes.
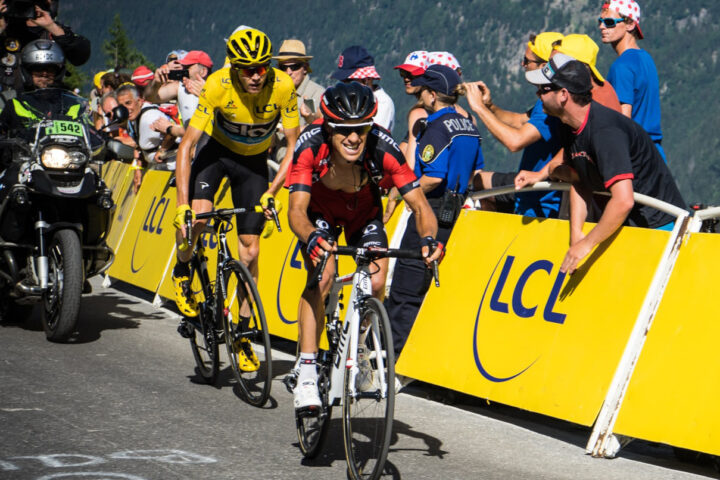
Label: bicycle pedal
xmin=283 ymin=373 xmax=298 ymax=393
xmin=177 ymin=321 xmax=193 ymax=339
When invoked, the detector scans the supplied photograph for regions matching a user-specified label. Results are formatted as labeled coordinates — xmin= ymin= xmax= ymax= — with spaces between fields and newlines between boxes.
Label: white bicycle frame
xmin=325 ymin=261 xmax=389 ymax=406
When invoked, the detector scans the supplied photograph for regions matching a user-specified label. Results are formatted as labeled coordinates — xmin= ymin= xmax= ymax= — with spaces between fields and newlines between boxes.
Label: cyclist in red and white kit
xmin=286 ymin=81 xmax=443 ymax=410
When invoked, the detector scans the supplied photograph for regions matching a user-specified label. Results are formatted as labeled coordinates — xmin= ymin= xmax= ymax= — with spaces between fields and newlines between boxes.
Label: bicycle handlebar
xmin=307 ymin=245 xmax=440 ymax=290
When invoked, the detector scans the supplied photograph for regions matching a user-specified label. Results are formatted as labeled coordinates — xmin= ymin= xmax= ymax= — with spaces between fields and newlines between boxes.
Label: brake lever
xmin=267 ymin=197 xmax=282 ymax=232
xmin=432 ymin=260 xmax=440 ymax=288
xmin=308 ymin=251 xmax=329 ymax=290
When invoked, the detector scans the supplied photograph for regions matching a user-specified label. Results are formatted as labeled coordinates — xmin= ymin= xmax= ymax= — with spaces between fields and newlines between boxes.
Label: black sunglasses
xmin=279 ymin=62 xmax=304 ymax=71
xmin=522 ymin=56 xmax=544 ymax=67
xmin=327 ymin=121 xmax=374 ymax=136
xmin=536 ymin=84 xmax=561 ymax=95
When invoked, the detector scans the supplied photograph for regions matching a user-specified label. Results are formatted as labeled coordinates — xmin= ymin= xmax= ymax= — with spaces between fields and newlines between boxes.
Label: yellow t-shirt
xmin=189 ymin=67 xmax=299 ymax=156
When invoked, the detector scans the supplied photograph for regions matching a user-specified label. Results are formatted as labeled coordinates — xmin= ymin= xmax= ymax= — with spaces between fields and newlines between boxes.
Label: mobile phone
xmin=167 ymin=69 xmax=189 ymax=81
xmin=303 ymin=97 xmax=315 ymax=113
xmin=5 ymin=0 xmax=38 ymax=19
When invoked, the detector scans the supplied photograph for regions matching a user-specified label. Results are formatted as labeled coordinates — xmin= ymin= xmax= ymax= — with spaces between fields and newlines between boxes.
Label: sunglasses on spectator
xmin=536 ymin=84 xmax=562 ymax=95
xmin=522 ymin=56 xmax=544 ymax=67
xmin=279 ymin=63 xmax=304 ymax=72
xmin=598 ymin=17 xmax=626 ymax=27
xmin=399 ymin=70 xmax=415 ymax=80
xmin=327 ymin=121 xmax=374 ymax=136
xmin=232 ymin=64 xmax=270 ymax=77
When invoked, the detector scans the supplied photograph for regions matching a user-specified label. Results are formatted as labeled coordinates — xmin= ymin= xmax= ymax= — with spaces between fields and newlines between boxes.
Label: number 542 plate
xmin=45 ymin=120 xmax=83 ymax=137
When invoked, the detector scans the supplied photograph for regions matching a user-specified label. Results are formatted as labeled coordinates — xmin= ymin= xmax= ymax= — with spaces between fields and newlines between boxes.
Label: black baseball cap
xmin=525 ymin=53 xmax=592 ymax=94
xmin=410 ymin=64 xmax=461 ymax=95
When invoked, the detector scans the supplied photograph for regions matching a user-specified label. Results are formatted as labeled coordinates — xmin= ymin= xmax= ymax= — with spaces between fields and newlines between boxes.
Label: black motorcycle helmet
xmin=320 ymin=82 xmax=378 ymax=122
xmin=20 ymin=39 xmax=66 ymax=88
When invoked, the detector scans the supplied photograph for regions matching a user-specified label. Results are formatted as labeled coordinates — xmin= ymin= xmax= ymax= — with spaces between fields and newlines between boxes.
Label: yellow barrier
xmin=396 ymin=210 xmax=671 ymax=427
xmin=613 ymin=232 xmax=720 ymax=456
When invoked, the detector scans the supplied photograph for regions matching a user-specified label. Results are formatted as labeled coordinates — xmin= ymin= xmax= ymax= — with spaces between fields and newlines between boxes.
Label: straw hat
xmin=272 ymin=39 xmax=313 ymax=62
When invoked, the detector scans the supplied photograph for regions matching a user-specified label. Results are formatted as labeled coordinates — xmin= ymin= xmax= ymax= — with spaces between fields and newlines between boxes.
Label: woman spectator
xmin=385 ymin=64 xmax=485 ymax=357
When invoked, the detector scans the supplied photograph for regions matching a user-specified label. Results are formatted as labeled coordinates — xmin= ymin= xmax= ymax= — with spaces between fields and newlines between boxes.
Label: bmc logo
xmin=473 ymin=251 xmax=567 ymax=382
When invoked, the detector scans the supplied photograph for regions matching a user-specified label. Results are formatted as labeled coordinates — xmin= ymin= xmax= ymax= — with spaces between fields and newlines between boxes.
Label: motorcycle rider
xmin=0 ymin=39 xmax=82 ymax=203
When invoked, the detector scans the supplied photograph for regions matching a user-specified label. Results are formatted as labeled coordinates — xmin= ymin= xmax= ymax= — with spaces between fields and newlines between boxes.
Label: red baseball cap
xmin=131 ymin=65 xmax=153 ymax=87
xmin=179 ymin=50 xmax=213 ymax=69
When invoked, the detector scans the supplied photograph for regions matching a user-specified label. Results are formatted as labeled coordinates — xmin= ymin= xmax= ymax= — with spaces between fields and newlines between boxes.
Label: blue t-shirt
xmin=607 ymin=48 xmax=662 ymax=142
xmin=515 ymin=99 xmax=563 ymax=218
xmin=414 ymin=107 xmax=484 ymax=198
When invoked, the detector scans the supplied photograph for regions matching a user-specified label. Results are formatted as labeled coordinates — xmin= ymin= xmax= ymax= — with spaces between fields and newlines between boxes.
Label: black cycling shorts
xmin=189 ymin=136 xmax=268 ymax=235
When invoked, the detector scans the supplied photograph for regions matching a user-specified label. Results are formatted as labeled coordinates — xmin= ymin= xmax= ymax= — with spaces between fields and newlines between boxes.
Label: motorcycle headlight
xmin=41 ymin=146 xmax=72 ymax=169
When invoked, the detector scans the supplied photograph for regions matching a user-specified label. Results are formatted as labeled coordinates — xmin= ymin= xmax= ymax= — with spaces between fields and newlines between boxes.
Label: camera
xmin=3 ymin=0 xmax=46 ymax=19
xmin=167 ymin=69 xmax=189 ymax=81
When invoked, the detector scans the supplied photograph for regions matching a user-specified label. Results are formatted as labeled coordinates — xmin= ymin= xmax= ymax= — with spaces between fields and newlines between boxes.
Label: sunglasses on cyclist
xmin=598 ymin=17 xmax=626 ymax=28
xmin=279 ymin=62 xmax=304 ymax=72
xmin=327 ymin=121 xmax=374 ymax=136
xmin=232 ymin=63 xmax=270 ymax=77
xmin=522 ymin=56 xmax=544 ymax=67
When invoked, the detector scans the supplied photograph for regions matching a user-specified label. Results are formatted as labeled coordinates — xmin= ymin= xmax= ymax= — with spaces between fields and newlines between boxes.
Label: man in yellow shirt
xmin=172 ymin=28 xmax=299 ymax=370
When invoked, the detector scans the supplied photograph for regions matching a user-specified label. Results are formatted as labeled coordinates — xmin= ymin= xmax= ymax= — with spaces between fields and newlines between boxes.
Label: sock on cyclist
xmin=173 ymin=259 xmax=190 ymax=278
xmin=297 ymin=352 xmax=318 ymax=384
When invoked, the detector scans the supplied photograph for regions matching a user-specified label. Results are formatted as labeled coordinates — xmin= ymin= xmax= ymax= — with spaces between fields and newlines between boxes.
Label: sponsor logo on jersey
xmin=215 ymin=111 xmax=280 ymax=144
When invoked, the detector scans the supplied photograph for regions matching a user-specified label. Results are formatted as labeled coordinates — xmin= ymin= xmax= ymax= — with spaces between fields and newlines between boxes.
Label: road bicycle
xmin=284 ymin=245 xmax=439 ymax=480
xmin=182 ymin=201 xmax=279 ymax=406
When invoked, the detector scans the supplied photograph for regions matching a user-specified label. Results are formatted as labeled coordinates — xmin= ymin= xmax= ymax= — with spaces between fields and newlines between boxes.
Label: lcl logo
xmin=131 ymin=195 xmax=170 ymax=273
xmin=473 ymin=247 xmax=568 ymax=383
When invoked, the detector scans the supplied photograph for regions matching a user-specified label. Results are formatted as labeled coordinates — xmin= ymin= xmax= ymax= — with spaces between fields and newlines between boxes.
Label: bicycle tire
xmin=342 ymin=297 xmax=395 ymax=480
xmin=296 ymin=357 xmax=333 ymax=458
xmin=188 ymin=254 xmax=220 ymax=384
xmin=219 ymin=259 xmax=272 ymax=407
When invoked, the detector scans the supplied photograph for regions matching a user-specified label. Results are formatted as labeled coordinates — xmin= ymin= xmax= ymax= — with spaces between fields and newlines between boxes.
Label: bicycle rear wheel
xmin=219 ymin=259 xmax=272 ymax=407
xmin=296 ymin=357 xmax=332 ymax=458
xmin=188 ymin=255 xmax=219 ymax=384
xmin=343 ymin=297 xmax=395 ymax=480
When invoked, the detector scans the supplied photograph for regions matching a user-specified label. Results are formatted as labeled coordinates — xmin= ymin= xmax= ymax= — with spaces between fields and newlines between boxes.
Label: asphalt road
xmin=0 ymin=277 xmax=717 ymax=480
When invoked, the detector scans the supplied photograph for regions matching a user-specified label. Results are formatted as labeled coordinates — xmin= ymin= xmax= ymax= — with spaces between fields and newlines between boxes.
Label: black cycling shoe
xmin=177 ymin=320 xmax=194 ymax=339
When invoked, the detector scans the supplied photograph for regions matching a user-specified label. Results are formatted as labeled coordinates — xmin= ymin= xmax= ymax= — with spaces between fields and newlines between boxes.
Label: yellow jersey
xmin=189 ymin=67 xmax=299 ymax=155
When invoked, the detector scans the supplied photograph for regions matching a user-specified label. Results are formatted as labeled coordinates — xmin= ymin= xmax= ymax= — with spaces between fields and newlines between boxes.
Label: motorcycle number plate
xmin=45 ymin=121 xmax=83 ymax=137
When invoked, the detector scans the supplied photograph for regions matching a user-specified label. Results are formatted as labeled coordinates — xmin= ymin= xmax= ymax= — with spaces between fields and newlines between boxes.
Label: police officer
xmin=385 ymin=64 xmax=485 ymax=357
xmin=0 ymin=0 xmax=90 ymax=98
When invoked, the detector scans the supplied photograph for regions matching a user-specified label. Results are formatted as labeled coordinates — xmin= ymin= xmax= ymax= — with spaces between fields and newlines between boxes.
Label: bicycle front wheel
xmin=219 ymin=259 xmax=272 ymax=407
xmin=342 ymin=297 xmax=395 ymax=480
xmin=188 ymin=255 xmax=219 ymax=384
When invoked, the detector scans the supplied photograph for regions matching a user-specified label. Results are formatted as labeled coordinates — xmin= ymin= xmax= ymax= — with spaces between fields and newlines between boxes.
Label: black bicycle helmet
xmin=320 ymin=82 xmax=378 ymax=122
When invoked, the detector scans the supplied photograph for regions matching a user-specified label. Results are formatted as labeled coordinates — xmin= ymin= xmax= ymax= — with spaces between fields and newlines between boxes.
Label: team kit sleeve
xmin=280 ymin=83 xmax=300 ymax=130
xmin=285 ymin=146 xmax=315 ymax=194
xmin=382 ymin=146 xmax=419 ymax=195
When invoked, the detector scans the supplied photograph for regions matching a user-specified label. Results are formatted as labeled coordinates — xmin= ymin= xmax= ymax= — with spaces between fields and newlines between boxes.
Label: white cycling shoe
xmin=293 ymin=378 xmax=322 ymax=410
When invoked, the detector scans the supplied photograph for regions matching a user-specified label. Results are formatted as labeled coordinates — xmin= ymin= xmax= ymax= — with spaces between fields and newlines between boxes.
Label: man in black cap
xmin=526 ymin=53 xmax=685 ymax=274
xmin=332 ymin=45 xmax=395 ymax=132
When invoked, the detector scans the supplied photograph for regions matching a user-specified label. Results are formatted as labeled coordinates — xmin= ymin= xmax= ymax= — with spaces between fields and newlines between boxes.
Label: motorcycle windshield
xmin=22 ymin=88 xmax=92 ymax=122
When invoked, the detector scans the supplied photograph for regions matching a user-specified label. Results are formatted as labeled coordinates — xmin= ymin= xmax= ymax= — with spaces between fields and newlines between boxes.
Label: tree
xmin=64 ymin=63 xmax=90 ymax=94
xmin=101 ymin=14 xmax=154 ymax=71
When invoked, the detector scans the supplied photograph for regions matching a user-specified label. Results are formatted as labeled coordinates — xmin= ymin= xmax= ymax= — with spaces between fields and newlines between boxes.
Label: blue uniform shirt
xmin=607 ymin=48 xmax=663 ymax=143
xmin=516 ymin=99 xmax=563 ymax=218
xmin=414 ymin=107 xmax=484 ymax=199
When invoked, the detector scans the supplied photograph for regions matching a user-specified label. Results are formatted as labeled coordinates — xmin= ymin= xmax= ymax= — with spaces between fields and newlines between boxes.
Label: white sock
xmin=297 ymin=352 xmax=318 ymax=384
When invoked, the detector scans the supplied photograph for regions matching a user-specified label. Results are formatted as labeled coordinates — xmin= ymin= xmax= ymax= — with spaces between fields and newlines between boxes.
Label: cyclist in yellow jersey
xmin=172 ymin=28 xmax=300 ymax=371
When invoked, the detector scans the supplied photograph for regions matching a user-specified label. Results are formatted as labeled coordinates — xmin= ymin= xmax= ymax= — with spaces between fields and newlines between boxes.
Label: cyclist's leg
xmin=224 ymin=153 xmax=268 ymax=282
xmin=293 ymin=214 xmax=339 ymax=410
xmin=173 ymin=140 xmax=224 ymax=317
xmin=346 ymin=217 xmax=389 ymax=300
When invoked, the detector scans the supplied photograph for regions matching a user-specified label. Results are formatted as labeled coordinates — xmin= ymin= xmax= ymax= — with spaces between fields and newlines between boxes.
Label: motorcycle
xmin=0 ymin=88 xmax=133 ymax=341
